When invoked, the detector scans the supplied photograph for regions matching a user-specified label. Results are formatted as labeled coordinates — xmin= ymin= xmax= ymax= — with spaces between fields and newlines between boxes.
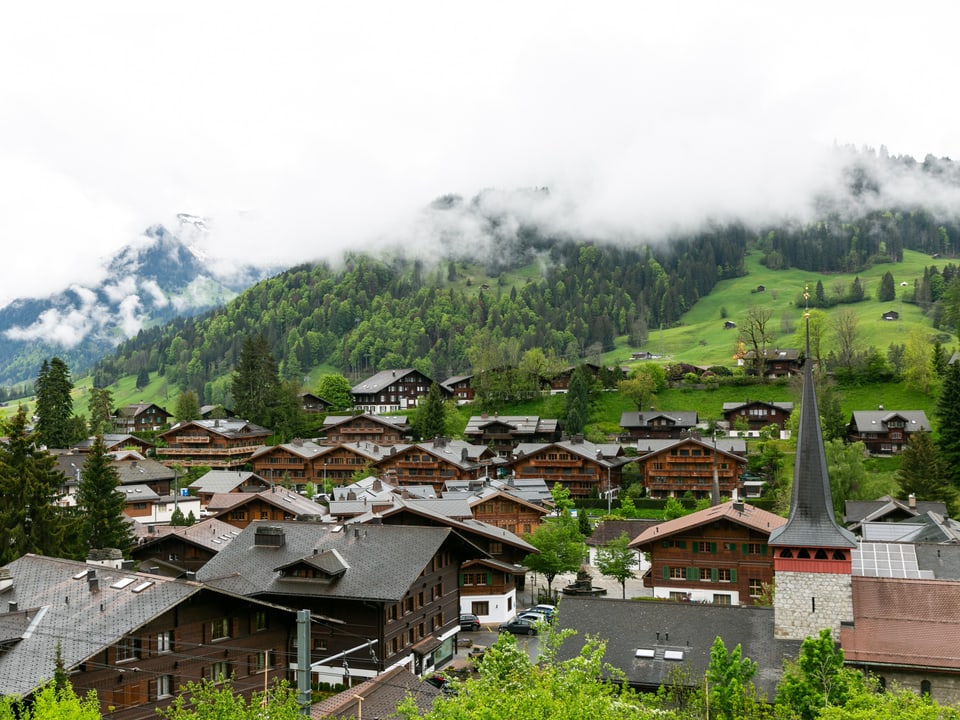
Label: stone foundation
xmin=774 ymin=570 xmax=852 ymax=640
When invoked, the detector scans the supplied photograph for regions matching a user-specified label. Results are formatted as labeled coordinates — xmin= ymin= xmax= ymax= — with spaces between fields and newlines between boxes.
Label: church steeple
xmin=768 ymin=307 xmax=856 ymax=550
xmin=769 ymin=290 xmax=855 ymax=640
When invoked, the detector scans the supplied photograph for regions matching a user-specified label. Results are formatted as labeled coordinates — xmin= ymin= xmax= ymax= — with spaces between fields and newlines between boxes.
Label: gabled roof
xmin=632 ymin=436 xmax=748 ymax=463
xmin=380 ymin=439 xmax=492 ymax=470
xmin=111 ymin=457 xmax=175 ymax=486
xmin=0 ymin=554 xmax=290 ymax=699
xmin=348 ymin=499 xmax=537 ymax=554
xmin=322 ymin=413 xmax=410 ymax=431
xmin=556 ymin=596 xmax=799 ymax=698
xmin=351 ymin=368 xmax=433 ymax=394
xmin=512 ymin=439 xmax=624 ymax=466
xmin=619 ymin=411 xmax=699 ymax=429
xmin=72 ymin=433 xmax=155 ymax=451
xmin=118 ymin=484 xmax=160 ymax=502
xmin=630 ymin=501 xmax=786 ymax=549
xmin=160 ymin=418 xmax=272 ymax=440
xmin=189 ymin=470 xmax=268 ymax=495
xmin=721 ymin=400 xmax=794 ymax=413
xmin=136 ymin=518 xmax=242 ymax=553
xmin=742 ymin=347 xmax=801 ymax=361
xmin=844 ymin=495 xmax=947 ymax=529
xmin=197 ymin=521 xmax=457 ymax=602
xmin=842 ymin=576 xmax=960 ymax=671
xmin=113 ymin=402 xmax=170 ymax=419
xmin=248 ymin=440 xmax=327 ymax=462
xmin=848 ymin=410 xmax=931 ymax=432
xmin=465 ymin=489 xmax=551 ymax=517
xmin=463 ymin=415 xmax=560 ymax=436
xmin=205 ymin=488 xmax=327 ymax=519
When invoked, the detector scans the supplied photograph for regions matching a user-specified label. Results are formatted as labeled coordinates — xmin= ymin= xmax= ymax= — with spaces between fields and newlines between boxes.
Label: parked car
xmin=520 ymin=604 xmax=556 ymax=620
xmin=460 ymin=613 xmax=481 ymax=631
xmin=497 ymin=617 xmax=539 ymax=636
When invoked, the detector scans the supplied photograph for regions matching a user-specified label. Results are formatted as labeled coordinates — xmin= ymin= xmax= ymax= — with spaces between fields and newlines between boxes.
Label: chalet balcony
xmin=395 ymin=460 xmax=440 ymax=469
xmin=527 ymin=458 xmax=582 ymax=467
xmin=159 ymin=445 xmax=262 ymax=456
xmin=341 ymin=426 xmax=384 ymax=434
xmin=170 ymin=435 xmax=211 ymax=444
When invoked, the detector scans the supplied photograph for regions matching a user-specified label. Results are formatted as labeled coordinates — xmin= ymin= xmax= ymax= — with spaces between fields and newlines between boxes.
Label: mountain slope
xmin=0 ymin=221 xmax=278 ymax=387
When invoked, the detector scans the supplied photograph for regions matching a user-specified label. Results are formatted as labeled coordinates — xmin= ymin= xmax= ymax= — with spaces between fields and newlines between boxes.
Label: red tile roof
xmin=842 ymin=576 xmax=960 ymax=670
xmin=629 ymin=502 xmax=786 ymax=549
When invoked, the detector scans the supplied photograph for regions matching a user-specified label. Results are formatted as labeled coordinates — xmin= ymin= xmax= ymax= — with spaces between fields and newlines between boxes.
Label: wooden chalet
xmin=507 ymin=438 xmax=629 ymax=499
xmin=721 ymin=399 xmax=794 ymax=431
xmin=373 ymin=438 xmax=497 ymax=492
xmin=741 ymin=347 xmax=802 ymax=378
xmin=72 ymin=433 xmax=155 ymax=455
xmin=203 ymin=486 xmax=326 ymax=529
xmin=187 ymin=469 xmax=271 ymax=505
xmin=198 ymin=522 xmax=472 ymax=686
xmin=462 ymin=414 xmax=561 ymax=457
xmin=320 ymin=413 xmax=410 ymax=445
xmin=155 ymin=418 xmax=272 ymax=469
xmin=619 ymin=410 xmax=699 ymax=440
xmin=633 ymin=437 xmax=748 ymax=500
xmin=442 ymin=374 xmax=475 ymax=404
xmin=847 ymin=409 xmax=931 ymax=455
xmin=132 ymin=518 xmax=241 ymax=577
xmin=0 ymin=554 xmax=294 ymax=719
xmin=300 ymin=392 xmax=333 ymax=413
xmin=351 ymin=368 xmax=447 ymax=413
xmin=630 ymin=500 xmax=786 ymax=605
xmin=111 ymin=403 xmax=171 ymax=433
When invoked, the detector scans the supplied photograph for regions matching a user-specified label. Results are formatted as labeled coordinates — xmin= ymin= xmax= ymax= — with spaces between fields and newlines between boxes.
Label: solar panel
xmin=853 ymin=542 xmax=925 ymax=579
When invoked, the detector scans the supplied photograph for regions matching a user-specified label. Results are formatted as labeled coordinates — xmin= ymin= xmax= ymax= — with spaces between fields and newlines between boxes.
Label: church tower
xmin=769 ymin=303 xmax=857 ymax=640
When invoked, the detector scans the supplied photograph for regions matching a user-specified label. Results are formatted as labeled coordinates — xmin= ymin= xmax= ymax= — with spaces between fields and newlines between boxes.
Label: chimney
xmin=8 ymin=601 xmax=17 ymax=612
xmin=909 ymin=493 xmax=917 ymax=509
xmin=0 ymin=568 xmax=13 ymax=594
xmin=254 ymin=525 xmax=286 ymax=547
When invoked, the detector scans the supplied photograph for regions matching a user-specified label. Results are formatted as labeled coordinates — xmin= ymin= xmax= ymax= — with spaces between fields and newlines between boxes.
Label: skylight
xmin=131 ymin=581 xmax=154 ymax=593
xmin=111 ymin=578 xmax=136 ymax=589
xmin=635 ymin=648 xmax=655 ymax=658
xmin=664 ymin=650 xmax=684 ymax=661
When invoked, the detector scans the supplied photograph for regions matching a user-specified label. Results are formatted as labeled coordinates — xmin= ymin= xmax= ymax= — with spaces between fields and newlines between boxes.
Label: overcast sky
xmin=2 ymin=2 xmax=958 ymax=307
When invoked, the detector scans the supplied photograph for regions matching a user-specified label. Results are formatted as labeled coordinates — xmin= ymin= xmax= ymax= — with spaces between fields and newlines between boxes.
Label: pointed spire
xmin=769 ymin=295 xmax=856 ymax=548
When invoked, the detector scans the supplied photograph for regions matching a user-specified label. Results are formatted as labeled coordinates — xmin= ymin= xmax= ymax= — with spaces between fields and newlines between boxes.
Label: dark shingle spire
xmin=769 ymin=305 xmax=856 ymax=549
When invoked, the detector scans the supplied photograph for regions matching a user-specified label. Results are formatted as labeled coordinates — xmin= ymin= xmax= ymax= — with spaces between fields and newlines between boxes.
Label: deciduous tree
xmin=596 ymin=532 xmax=638 ymax=599
xmin=524 ymin=515 xmax=587 ymax=596
xmin=174 ymin=389 xmax=201 ymax=423
xmin=775 ymin=629 xmax=866 ymax=720
xmin=705 ymin=636 xmax=761 ymax=720
xmin=740 ymin=306 xmax=774 ymax=380
xmin=315 ymin=373 xmax=353 ymax=410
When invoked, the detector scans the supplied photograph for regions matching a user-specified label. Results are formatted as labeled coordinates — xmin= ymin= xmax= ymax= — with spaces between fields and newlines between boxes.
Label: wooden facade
xmin=722 ymin=400 xmax=794 ymax=431
xmin=111 ymin=403 xmax=171 ymax=433
xmin=351 ymin=369 xmax=444 ymax=413
xmin=374 ymin=441 xmax=494 ymax=493
xmin=155 ymin=419 xmax=272 ymax=469
xmin=634 ymin=437 xmax=748 ymax=500
xmin=630 ymin=503 xmax=785 ymax=605
xmin=321 ymin=414 xmax=409 ymax=446
xmin=507 ymin=441 xmax=624 ymax=499
xmin=469 ymin=491 xmax=548 ymax=537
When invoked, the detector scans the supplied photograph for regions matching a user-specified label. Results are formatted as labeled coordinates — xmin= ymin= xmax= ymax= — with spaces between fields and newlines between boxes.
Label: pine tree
xmin=877 ymin=270 xmax=896 ymax=302
xmin=413 ymin=382 xmax=447 ymax=440
xmin=563 ymin=365 xmax=593 ymax=435
xmin=34 ymin=358 xmax=74 ymax=448
xmin=937 ymin=360 xmax=960 ymax=488
xmin=76 ymin=435 xmax=132 ymax=555
xmin=135 ymin=366 xmax=150 ymax=390
xmin=0 ymin=407 xmax=75 ymax=563
xmin=86 ymin=387 xmax=114 ymax=436
xmin=897 ymin=432 xmax=957 ymax=512
xmin=231 ymin=335 xmax=280 ymax=427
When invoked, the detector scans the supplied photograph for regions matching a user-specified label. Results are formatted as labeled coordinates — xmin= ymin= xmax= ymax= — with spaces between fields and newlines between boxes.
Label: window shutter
xmin=487 ymin=572 xmax=493 ymax=586
xmin=663 ymin=565 xmax=669 ymax=580
xmin=742 ymin=543 xmax=748 ymax=555
xmin=678 ymin=540 xmax=686 ymax=549
xmin=686 ymin=567 xmax=697 ymax=582
xmin=711 ymin=568 xmax=718 ymax=582
xmin=761 ymin=545 xmax=767 ymax=556
xmin=730 ymin=568 xmax=737 ymax=583
xmin=661 ymin=540 xmax=669 ymax=548
xmin=692 ymin=543 xmax=699 ymax=554
xmin=711 ymin=542 xmax=717 ymax=554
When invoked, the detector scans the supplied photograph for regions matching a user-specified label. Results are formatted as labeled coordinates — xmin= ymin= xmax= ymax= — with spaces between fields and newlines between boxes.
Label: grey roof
xmin=205 ymin=488 xmax=327 ymax=519
xmin=310 ymin=665 xmax=441 ymax=719
xmin=849 ymin=410 xmax=931 ymax=432
xmin=619 ymin=411 xmax=699 ymax=429
xmin=197 ymin=521 xmax=454 ymax=602
xmin=769 ymin=322 xmax=856 ymax=549
xmin=189 ymin=470 xmax=267 ymax=494
xmin=351 ymin=368 xmax=431 ymax=394
xmin=248 ymin=440 xmax=328 ymax=462
xmin=73 ymin=433 xmax=155 ymax=450
xmin=555 ymin=596 xmax=800 ymax=699
xmin=322 ymin=413 xmax=410 ymax=430
xmin=112 ymin=457 xmax=175 ymax=486
xmin=633 ymin=436 xmax=747 ymax=458
xmin=914 ymin=543 xmax=960 ymax=580
xmin=118 ymin=484 xmax=160 ymax=502
xmin=405 ymin=497 xmax=474 ymax=519
xmin=721 ymin=401 xmax=794 ymax=412
xmin=513 ymin=439 xmax=622 ymax=465
xmin=844 ymin=496 xmax=947 ymax=527
xmin=137 ymin=518 xmax=242 ymax=552
xmin=463 ymin=415 xmax=560 ymax=436
xmin=0 ymin=555 xmax=199 ymax=697
xmin=163 ymin=418 xmax=272 ymax=439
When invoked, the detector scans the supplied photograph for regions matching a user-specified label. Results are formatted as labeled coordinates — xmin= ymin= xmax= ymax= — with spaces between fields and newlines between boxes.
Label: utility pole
xmin=297 ymin=609 xmax=311 ymax=716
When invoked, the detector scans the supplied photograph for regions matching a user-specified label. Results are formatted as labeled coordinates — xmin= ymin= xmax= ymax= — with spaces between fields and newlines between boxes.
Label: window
xmin=209 ymin=661 xmax=231 ymax=683
xmin=253 ymin=610 xmax=268 ymax=632
xmin=115 ymin=637 xmax=142 ymax=663
xmin=211 ymin=617 xmax=230 ymax=641
xmin=489 ymin=542 xmax=503 ymax=554
xmin=157 ymin=674 xmax=174 ymax=699
xmin=749 ymin=579 xmax=763 ymax=597
xmin=723 ymin=542 xmax=737 ymax=552
xmin=713 ymin=594 xmax=731 ymax=605
xmin=157 ymin=631 xmax=173 ymax=654
xmin=231 ymin=510 xmax=247 ymax=521
xmin=251 ymin=650 xmax=274 ymax=673
xmin=717 ymin=568 xmax=732 ymax=583
xmin=387 ymin=604 xmax=398 ymax=622
xmin=313 ymin=638 xmax=327 ymax=651
xmin=695 ymin=541 xmax=712 ymax=553
xmin=669 ymin=591 xmax=688 ymax=601
xmin=921 ymin=680 xmax=931 ymax=696
xmin=699 ymin=568 xmax=712 ymax=582
xmin=669 ymin=566 xmax=685 ymax=580
xmin=747 ymin=543 xmax=765 ymax=555
xmin=471 ymin=601 xmax=489 ymax=616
